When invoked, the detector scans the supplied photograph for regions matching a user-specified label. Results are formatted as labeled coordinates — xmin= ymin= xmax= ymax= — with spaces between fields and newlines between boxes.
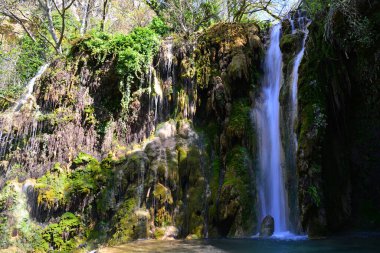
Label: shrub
xmin=42 ymin=212 xmax=82 ymax=252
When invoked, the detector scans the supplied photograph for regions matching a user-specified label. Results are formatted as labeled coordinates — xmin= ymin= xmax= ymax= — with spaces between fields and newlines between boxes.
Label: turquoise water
xmin=105 ymin=233 xmax=380 ymax=253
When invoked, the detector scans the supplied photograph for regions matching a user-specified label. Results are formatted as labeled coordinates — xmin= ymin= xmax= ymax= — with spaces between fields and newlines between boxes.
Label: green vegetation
xmin=18 ymin=212 xmax=82 ymax=253
xmin=307 ymin=186 xmax=321 ymax=207
xmin=221 ymin=146 xmax=255 ymax=233
xmin=72 ymin=26 xmax=160 ymax=114
xmin=73 ymin=27 xmax=160 ymax=80
xmin=109 ymin=198 xmax=138 ymax=244
xmin=16 ymin=36 xmax=46 ymax=82
xmin=35 ymin=153 xmax=112 ymax=208
xmin=0 ymin=83 xmax=23 ymax=111
xmin=41 ymin=212 xmax=82 ymax=252
xmin=0 ymin=184 xmax=16 ymax=248
xmin=146 ymin=0 xmax=221 ymax=34
xmin=226 ymin=100 xmax=252 ymax=140
xmin=35 ymin=170 xmax=68 ymax=207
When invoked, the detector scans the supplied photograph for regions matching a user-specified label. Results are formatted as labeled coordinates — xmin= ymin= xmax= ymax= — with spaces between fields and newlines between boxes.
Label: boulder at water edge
xmin=260 ymin=215 xmax=274 ymax=237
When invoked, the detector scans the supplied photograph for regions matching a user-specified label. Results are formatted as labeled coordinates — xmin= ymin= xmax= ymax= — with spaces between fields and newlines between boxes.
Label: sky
xmin=251 ymin=0 xmax=302 ymax=21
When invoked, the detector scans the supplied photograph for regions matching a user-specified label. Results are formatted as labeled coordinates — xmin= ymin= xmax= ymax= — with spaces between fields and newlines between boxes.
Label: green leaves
xmin=42 ymin=212 xmax=81 ymax=252
xmin=16 ymin=35 xmax=45 ymax=82
xmin=77 ymin=27 xmax=159 ymax=81
xmin=308 ymin=186 xmax=321 ymax=207
xmin=73 ymin=26 xmax=160 ymax=116
xmin=149 ymin=16 xmax=170 ymax=36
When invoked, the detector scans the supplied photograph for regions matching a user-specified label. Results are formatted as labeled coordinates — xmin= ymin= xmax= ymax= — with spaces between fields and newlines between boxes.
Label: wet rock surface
xmin=260 ymin=215 xmax=274 ymax=237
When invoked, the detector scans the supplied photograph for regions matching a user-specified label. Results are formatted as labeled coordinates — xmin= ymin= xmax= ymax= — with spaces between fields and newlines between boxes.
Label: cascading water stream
xmin=14 ymin=63 xmax=49 ymax=112
xmin=253 ymin=12 xmax=311 ymax=238
xmin=0 ymin=63 xmax=49 ymax=160
xmin=253 ymin=24 xmax=288 ymax=234
xmin=290 ymin=13 xmax=311 ymax=151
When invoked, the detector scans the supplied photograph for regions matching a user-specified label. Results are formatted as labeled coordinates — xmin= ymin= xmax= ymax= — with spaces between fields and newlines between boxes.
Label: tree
xmin=74 ymin=0 xmax=95 ymax=35
xmin=145 ymin=0 xmax=222 ymax=34
xmin=226 ymin=0 xmax=290 ymax=22
xmin=0 ymin=0 xmax=39 ymax=43
xmin=37 ymin=0 xmax=76 ymax=53
xmin=100 ymin=0 xmax=109 ymax=31
xmin=0 ymin=0 xmax=76 ymax=54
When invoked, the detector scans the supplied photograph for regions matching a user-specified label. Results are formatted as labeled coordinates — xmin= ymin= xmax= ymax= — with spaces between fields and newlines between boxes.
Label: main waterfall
xmin=253 ymin=24 xmax=288 ymax=234
xmin=253 ymin=12 xmax=311 ymax=237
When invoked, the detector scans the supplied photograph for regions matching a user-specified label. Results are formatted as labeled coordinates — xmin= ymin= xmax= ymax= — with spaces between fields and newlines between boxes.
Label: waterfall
xmin=165 ymin=40 xmax=173 ymax=78
xmin=13 ymin=63 xmax=49 ymax=112
xmin=253 ymin=11 xmax=311 ymax=237
xmin=282 ymin=12 xmax=311 ymax=234
xmin=253 ymin=24 xmax=288 ymax=234
xmin=290 ymin=13 xmax=311 ymax=143
xmin=0 ymin=63 xmax=49 ymax=161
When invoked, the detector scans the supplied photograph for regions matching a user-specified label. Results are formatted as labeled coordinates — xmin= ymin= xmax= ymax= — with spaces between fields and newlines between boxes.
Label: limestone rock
xmin=156 ymin=121 xmax=176 ymax=140
xmin=134 ymin=209 xmax=150 ymax=239
xmin=162 ymin=226 xmax=179 ymax=240
xmin=178 ymin=121 xmax=191 ymax=139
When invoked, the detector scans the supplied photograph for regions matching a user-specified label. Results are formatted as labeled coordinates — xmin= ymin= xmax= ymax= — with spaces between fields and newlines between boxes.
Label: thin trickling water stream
xmin=289 ymin=12 xmax=311 ymax=152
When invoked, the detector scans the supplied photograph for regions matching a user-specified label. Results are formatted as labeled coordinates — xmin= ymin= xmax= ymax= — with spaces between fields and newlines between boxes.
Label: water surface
xmin=99 ymin=233 xmax=380 ymax=253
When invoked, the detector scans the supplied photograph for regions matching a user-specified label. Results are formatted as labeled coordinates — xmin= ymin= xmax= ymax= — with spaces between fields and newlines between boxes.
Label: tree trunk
xmin=100 ymin=0 xmax=109 ymax=32
xmin=46 ymin=0 xmax=61 ymax=52
xmin=80 ymin=0 xmax=92 ymax=35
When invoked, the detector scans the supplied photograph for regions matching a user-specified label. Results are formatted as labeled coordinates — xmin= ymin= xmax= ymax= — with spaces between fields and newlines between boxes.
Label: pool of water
xmin=98 ymin=233 xmax=380 ymax=253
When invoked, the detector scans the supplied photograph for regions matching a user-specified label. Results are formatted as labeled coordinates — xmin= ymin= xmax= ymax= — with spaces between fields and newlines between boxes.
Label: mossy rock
xmin=227 ymin=53 xmax=249 ymax=82
xmin=72 ymin=152 xmax=97 ymax=167
xmin=218 ymin=146 xmax=255 ymax=236
xmin=280 ymin=32 xmax=304 ymax=65
xmin=153 ymin=183 xmax=173 ymax=205
xmin=110 ymin=198 xmax=139 ymax=244
xmin=226 ymin=99 xmax=252 ymax=142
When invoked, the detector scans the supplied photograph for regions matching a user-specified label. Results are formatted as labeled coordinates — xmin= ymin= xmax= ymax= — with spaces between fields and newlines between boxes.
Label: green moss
xmin=0 ymin=184 xmax=17 ymax=248
xmin=35 ymin=152 xmax=112 ymax=212
xmin=84 ymin=105 xmax=97 ymax=125
xmin=154 ymin=227 xmax=165 ymax=239
xmin=35 ymin=171 xmax=68 ymax=208
xmin=36 ymin=107 xmax=75 ymax=127
xmin=153 ymin=183 xmax=173 ymax=205
xmin=177 ymin=146 xmax=188 ymax=162
xmin=155 ymin=206 xmax=172 ymax=227
xmin=227 ymin=53 xmax=248 ymax=81
xmin=109 ymin=198 xmax=137 ymax=245
xmin=280 ymin=33 xmax=303 ymax=55
xmin=41 ymin=212 xmax=82 ymax=253
xmin=226 ymin=99 xmax=252 ymax=140
xmin=73 ymin=152 xmax=97 ymax=166
xmin=220 ymin=146 xmax=255 ymax=233
xmin=69 ymin=157 xmax=111 ymax=196
xmin=307 ymin=186 xmax=321 ymax=207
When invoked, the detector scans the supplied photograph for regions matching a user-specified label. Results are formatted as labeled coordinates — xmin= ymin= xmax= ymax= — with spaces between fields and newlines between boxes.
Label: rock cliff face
xmin=0 ymin=23 xmax=264 ymax=250
xmin=283 ymin=0 xmax=380 ymax=237
xmin=0 ymin=2 xmax=379 ymax=250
